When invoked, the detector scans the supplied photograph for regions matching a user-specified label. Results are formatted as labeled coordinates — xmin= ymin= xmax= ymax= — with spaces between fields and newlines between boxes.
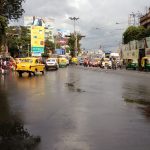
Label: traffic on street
xmin=0 ymin=66 xmax=150 ymax=150
xmin=1 ymin=0 xmax=150 ymax=150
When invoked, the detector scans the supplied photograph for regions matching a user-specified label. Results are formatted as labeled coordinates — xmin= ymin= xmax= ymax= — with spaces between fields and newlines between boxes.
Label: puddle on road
xmin=124 ymin=98 xmax=150 ymax=106
xmin=0 ymin=118 xmax=41 ymax=150
xmin=124 ymin=98 xmax=150 ymax=119
xmin=0 ymin=86 xmax=41 ymax=150
xmin=65 ymin=82 xmax=86 ymax=93
xmin=123 ymin=82 xmax=150 ymax=119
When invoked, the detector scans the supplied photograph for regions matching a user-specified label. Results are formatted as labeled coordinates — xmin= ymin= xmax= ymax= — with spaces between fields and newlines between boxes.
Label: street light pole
xmin=69 ymin=17 xmax=79 ymax=56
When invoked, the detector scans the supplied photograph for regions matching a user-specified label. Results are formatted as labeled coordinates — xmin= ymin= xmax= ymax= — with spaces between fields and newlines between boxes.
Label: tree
xmin=123 ymin=26 xmax=139 ymax=44
xmin=44 ymin=40 xmax=55 ymax=54
xmin=0 ymin=0 xmax=25 ymax=20
xmin=0 ymin=16 xmax=7 ymax=49
xmin=123 ymin=26 xmax=147 ymax=44
xmin=0 ymin=0 xmax=25 ymax=53
xmin=145 ymin=27 xmax=150 ymax=37
xmin=6 ymin=26 xmax=30 ymax=57
xmin=67 ymin=33 xmax=82 ymax=57
xmin=136 ymin=26 xmax=146 ymax=40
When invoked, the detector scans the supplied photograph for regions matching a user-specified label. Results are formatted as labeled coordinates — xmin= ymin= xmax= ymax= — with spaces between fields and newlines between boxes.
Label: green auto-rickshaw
xmin=141 ymin=57 xmax=150 ymax=71
xmin=126 ymin=59 xmax=138 ymax=70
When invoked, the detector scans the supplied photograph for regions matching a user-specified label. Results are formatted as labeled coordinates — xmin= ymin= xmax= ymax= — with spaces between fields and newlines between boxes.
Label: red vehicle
xmin=83 ymin=58 xmax=89 ymax=67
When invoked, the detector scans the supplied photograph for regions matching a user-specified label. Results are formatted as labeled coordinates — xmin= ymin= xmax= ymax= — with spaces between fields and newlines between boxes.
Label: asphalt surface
xmin=0 ymin=66 xmax=150 ymax=150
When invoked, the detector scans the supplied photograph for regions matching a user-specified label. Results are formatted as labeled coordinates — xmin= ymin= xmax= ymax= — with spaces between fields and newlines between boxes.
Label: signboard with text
xmin=31 ymin=26 xmax=45 ymax=56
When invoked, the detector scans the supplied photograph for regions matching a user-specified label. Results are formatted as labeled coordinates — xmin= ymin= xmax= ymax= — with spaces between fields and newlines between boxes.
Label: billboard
xmin=24 ymin=16 xmax=54 ymax=29
xmin=56 ymin=29 xmax=70 ymax=45
xmin=31 ymin=26 xmax=45 ymax=56
xmin=57 ymin=29 xmax=70 ymax=38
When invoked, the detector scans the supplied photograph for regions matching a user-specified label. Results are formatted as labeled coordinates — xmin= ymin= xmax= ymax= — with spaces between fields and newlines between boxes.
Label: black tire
xmin=19 ymin=72 xmax=22 ymax=77
xmin=41 ymin=70 xmax=45 ymax=75
xmin=28 ymin=72 xmax=32 ymax=77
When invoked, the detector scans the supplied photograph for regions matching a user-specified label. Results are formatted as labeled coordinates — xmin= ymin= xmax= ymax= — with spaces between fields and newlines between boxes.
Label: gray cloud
xmin=23 ymin=0 xmax=150 ymax=51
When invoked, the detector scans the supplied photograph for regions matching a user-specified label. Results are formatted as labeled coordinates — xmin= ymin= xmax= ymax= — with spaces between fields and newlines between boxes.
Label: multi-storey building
xmin=140 ymin=8 xmax=150 ymax=28
xmin=45 ymin=28 xmax=54 ymax=42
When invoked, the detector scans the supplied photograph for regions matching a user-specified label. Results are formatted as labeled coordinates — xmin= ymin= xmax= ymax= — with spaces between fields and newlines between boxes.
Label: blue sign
xmin=55 ymin=49 xmax=65 ymax=55
xmin=32 ymin=47 xmax=44 ymax=56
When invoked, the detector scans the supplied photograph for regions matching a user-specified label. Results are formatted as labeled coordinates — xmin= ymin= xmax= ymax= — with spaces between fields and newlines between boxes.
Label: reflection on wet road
xmin=0 ymin=67 xmax=150 ymax=150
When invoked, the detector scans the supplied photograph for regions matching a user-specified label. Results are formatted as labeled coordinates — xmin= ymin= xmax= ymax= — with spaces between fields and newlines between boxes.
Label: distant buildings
xmin=45 ymin=28 xmax=54 ymax=42
xmin=140 ymin=8 xmax=150 ymax=28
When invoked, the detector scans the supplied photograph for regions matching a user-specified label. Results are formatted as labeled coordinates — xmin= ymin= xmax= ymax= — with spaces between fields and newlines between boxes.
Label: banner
xmin=24 ymin=16 xmax=54 ymax=29
xmin=56 ymin=29 xmax=70 ymax=45
xmin=31 ymin=26 xmax=45 ymax=56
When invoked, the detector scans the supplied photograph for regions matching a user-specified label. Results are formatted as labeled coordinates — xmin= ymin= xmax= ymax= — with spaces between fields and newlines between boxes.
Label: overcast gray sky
xmin=22 ymin=0 xmax=150 ymax=51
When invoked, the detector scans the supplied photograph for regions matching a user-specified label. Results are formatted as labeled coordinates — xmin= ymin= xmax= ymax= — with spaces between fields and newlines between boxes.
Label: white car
xmin=45 ymin=58 xmax=59 ymax=70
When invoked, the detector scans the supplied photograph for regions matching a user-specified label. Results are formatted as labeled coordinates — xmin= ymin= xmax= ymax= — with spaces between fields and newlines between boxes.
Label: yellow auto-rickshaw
xmin=141 ymin=57 xmax=150 ymax=71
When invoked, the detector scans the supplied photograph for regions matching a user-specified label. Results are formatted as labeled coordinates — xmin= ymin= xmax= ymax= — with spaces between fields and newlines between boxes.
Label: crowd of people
xmin=0 ymin=57 xmax=16 ymax=74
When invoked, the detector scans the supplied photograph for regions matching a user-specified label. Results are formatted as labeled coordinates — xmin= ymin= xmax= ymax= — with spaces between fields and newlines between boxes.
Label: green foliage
xmin=0 ymin=0 xmax=25 ymax=20
xmin=123 ymin=26 xmax=139 ymax=44
xmin=45 ymin=40 xmax=55 ymax=54
xmin=0 ymin=16 xmax=8 ymax=44
xmin=66 ymin=47 xmax=70 ymax=53
xmin=123 ymin=26 xmax=150 ymax=44
xmin=145 ymin=27 xmax=150 ymax=37
xmin=6 ymin=26 xmax=30 ymax=56
xmin=68 ymin=33 xmax=76 ymax=50
xmin=136 ymin=26 xmax=146 ymax=40
xmin=41 ymin=53 xmax=49 ymax=57
xmin=68 ymin=33 xmax=82 ymax=56
xmin=0 ymin=0 xmax=25 ymax=52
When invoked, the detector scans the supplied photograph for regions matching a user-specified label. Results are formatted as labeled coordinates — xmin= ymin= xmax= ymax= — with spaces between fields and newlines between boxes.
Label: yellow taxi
xmin=16 ymin=57 xmax=45 ymax=77
xmin=71 ymin=57 xmax=78 ymax=65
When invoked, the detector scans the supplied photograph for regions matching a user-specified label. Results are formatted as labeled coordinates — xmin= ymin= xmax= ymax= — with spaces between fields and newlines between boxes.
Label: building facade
xmin=140 ymin=8 xmax=150 ymax=28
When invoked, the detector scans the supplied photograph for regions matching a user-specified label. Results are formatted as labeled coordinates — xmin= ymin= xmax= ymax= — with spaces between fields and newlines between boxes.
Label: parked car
xmin=16 ymin=57 xmax=45 ymax=77
xmin=45 ymin=58 xmax=59 ymax=70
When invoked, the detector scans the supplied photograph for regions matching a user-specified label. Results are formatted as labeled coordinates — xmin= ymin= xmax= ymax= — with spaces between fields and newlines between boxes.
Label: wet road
xmin=0 ymin=66 xmax=150 ymax=150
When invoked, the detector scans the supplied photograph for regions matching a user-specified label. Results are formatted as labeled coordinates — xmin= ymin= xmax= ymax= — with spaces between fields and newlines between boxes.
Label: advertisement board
xmin=56 ymin=29 xmax=70 ymax=45
xmin=57 ymin=29 xmax=70 ymax=38
xmin=31 ymin=26 xmax=45 ymax=56
xmin=24 ymin=16 xmax=54 ymax=29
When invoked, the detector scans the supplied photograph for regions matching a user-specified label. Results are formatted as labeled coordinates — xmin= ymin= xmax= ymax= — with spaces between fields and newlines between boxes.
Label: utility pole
xmin=69 ymin=17 xmax=79 ymax=56
xmin=128 ymin=12 xmax=142 ymax=26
